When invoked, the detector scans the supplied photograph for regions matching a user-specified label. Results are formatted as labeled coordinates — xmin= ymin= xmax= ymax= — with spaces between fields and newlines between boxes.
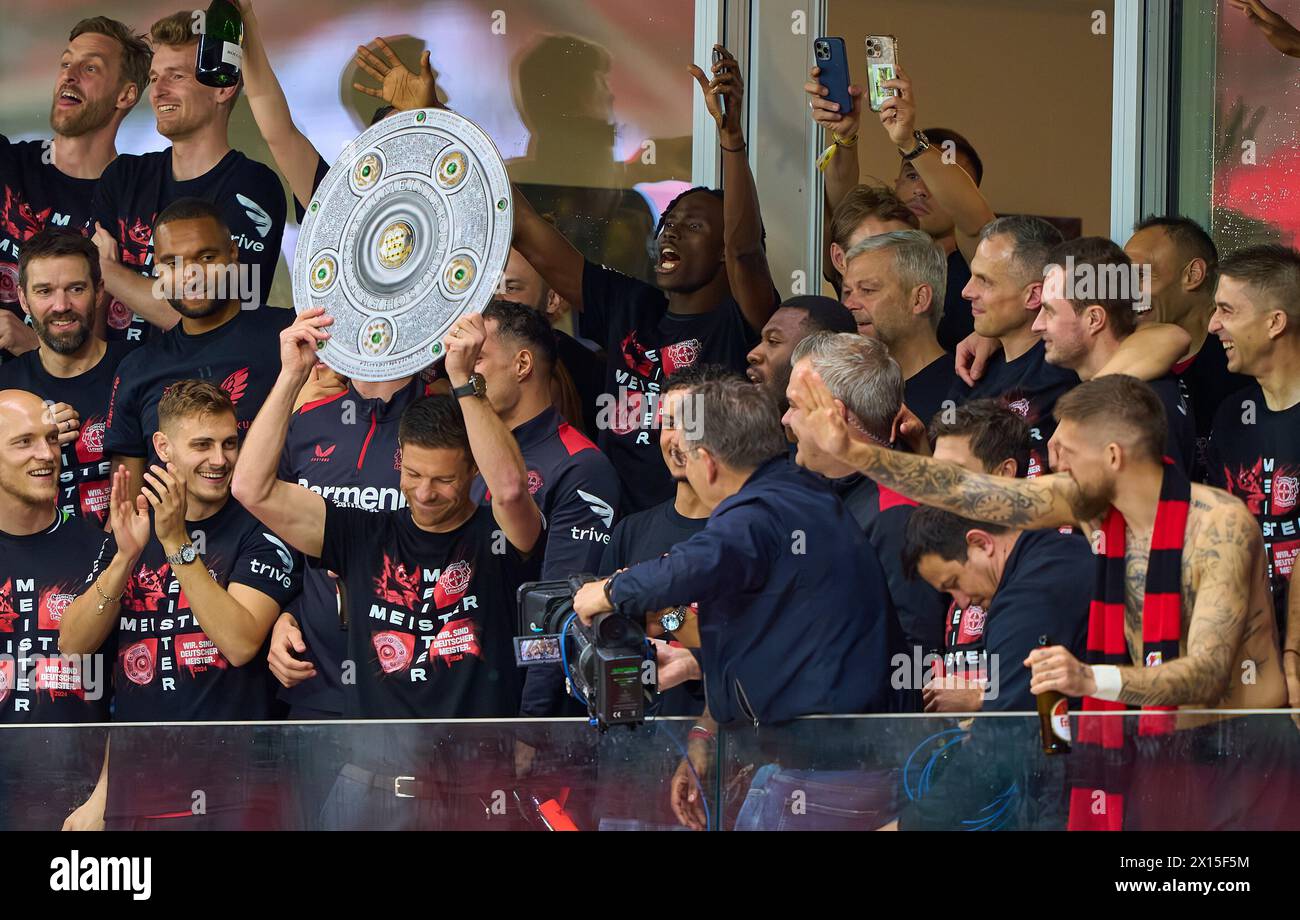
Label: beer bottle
xmin=196 ymin=0 xmax=244 ymax=88
xmin=1036 ymin=635 xmax=1071 ymax=754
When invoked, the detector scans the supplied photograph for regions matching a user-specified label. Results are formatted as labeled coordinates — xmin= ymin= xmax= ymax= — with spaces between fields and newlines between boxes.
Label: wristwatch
xmin=166 ymin=543 xmax=198 ymax=567
xmin=900 ymin=129 xmax=931 ymax=161
xmin=660 ymin=606 xmax=688 ymax=633
xmin=451 ymin=373 xmax=487 ymax=400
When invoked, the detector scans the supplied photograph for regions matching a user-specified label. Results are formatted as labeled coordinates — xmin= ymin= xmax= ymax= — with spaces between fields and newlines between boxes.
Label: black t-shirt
xmin=1149 ymin=373 xmax=1196 ymax=477
xmin=0 ymin=512 xmax=113 ymax=723
xmin=91 ymin=148 xmax=286 ymax=347
xmin=105 ymin=306 xmax=293 ymax=465
xmin=598 ymin=497 xmax=708 ymax=718
xmin=905 ymin=352 xmax=957 ymax=429
xmin=951 ymin=340 xmax=1079 ymax=477
xmin=1174 ymin=335 xmax=1252 ymax=481
xmin=555 ymin=329 xmax=608 ymax=437
xmin=1207 ymin=385 xmax=1300 ymax=628
xmin=320 ymin=503 xmax=537 ymax=719
xmin=275 ymin=376 xmax=429 ymax=715
xmin=472 ymin=406 xmax=621 ymax=581
xmin=937 ymin=248 xmax=974 ymax=354
xmin=0 ymin=342 xmax=130 ymax=524
xmin=0 ymin=136 xmax=98 ymax=361
xmin=89 ymin=497 xmax=302 ymax=723
xmin=838 ymin=476 xmax=949 ymax=657
xmin=580 ymin=260 xmax=762 ymax=512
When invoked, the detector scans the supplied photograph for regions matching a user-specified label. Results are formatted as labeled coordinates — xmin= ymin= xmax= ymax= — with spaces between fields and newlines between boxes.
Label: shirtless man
xmin=787 ymin=367 xmax=1281 ymax=713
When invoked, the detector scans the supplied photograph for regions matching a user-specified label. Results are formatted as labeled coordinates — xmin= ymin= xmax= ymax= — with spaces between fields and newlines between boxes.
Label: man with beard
xmin=0 ymin=229 xmax=128 ymax=524
xmin=90 ymin=11 xmax=286 ymax=348
xmin=104 ymin=198 xmax=291 ymax=498
xmin=840 ymin=230 xmax=955 ymax=426
xmin=511 ymin=45 xmax=778 ymax=513
xmin=0 ymin=390 xmax=113 ymax=830
xmin=60 ymin=381 xmax=302 ymax=830
xmin=791 ymin=368 xmax=1297 ymax=829
xmin=1034 ymin=236 xmax=1195 ymax=474
xmin=745 ymin=296 xmax=855 ymax=416
xmin=0 ymin=17 xmax=151 ymax=361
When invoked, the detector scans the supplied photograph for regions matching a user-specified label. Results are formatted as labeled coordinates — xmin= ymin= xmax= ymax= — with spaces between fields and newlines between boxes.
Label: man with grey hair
xmin=841 ymin=229 xmax=955 ymax=426
xmin=575 ymin=377 xmax=895 ymax=722
xmin=784 ymin=332 xmax=948 ymax=659
xmin=951 ymin=215 xmax=1077 ymax=476
xmin=575 ymin=376 xmax=898 ymax=829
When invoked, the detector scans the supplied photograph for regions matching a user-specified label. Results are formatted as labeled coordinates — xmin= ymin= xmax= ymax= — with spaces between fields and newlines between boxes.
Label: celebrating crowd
xmin=2 ymin=1 xmax=1300 ymax=832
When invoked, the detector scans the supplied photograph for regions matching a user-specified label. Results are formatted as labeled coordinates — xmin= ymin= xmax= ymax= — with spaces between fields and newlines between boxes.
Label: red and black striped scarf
xmin=1067 ymin=458 xmax=1190 ymax=831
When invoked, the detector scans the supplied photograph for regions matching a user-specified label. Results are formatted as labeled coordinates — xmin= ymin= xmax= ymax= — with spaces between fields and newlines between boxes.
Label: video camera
xmin=515 ymin=576 xmax=655 ymax=730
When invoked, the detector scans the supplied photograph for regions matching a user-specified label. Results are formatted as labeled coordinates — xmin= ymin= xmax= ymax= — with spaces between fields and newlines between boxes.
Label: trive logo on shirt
xmin=368 ymin=554 xmax=483 ymax=681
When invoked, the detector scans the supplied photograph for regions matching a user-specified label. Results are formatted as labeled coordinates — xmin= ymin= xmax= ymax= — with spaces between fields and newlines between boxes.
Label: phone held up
xmin=866 ymin=34 xmax=900 ymax=113
xmin=813 ymin=36 xmax=853 ymax=115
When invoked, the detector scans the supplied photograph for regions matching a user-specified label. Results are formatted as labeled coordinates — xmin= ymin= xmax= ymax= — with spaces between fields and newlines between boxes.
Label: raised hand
xmin=787 ymin=361 xmax=853 ymax=460
xmin=108 ymin=464 xmax=151 ymax=562
xmin=804 ymin=65 xmax=863 ymax=138
xmin=353 ymin=37 xmax=441 ymax=111
xmin=1229 ymin=0 xmax=1300 ymax=56
xmin=442 ymin=313 xmax=487 ymax=387
xmin=47 ymin=402 xmax=81 ymax=447
xmin=90 ymin=222 xmax=118 ymax=264
xmin=141 ymin=463 xmax=189 ymax=549
xmin=877 ymin=65 xmax=917 ymax=150
xmin=280 ymin=307 xmax=333 ymax=381
xmin=689 ymin=45 xmax=745 ymax=145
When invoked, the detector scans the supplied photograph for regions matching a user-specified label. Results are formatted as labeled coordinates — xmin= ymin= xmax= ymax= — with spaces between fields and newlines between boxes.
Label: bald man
xmin=0 ymin=389 xmax=114 ymax=829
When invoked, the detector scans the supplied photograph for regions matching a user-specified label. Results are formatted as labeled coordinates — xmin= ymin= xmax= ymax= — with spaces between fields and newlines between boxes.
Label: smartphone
xmin=813 ymin=37 xmax=853 ymax=115
xmin=865 ymin=34 xmax=900 ymax=112
xmin=712 ymin=46 xmax=730 ymax=118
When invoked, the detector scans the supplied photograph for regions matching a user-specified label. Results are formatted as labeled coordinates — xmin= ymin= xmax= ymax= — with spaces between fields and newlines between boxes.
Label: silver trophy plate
xmin=294 ymin=108 xmax=513 ymax=381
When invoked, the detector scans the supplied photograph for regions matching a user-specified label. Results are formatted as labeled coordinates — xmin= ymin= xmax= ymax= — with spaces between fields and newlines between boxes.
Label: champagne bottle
xmin=195 ymin=0 xmax=244 ymax=89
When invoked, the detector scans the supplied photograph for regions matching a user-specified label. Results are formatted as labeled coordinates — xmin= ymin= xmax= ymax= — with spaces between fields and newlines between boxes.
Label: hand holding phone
xmin=812 ymin=37 xmax=853 ymax=114
xmin=712 ymin=47 xmax=731 ymax=118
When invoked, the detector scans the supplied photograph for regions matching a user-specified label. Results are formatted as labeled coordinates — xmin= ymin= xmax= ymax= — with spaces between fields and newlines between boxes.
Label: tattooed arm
xmin=1029 ymin=502 xmax=1257 ymax=706
xmin=789 ymin=362 xmax=1082 ymax=528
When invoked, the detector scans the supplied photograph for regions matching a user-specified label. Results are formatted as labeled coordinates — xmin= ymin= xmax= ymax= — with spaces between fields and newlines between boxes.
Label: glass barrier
xmin=7 ymin=710 xmax=1300 ymax=831
xmin=1175 ymin=0 xmax=1300 ymax=250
